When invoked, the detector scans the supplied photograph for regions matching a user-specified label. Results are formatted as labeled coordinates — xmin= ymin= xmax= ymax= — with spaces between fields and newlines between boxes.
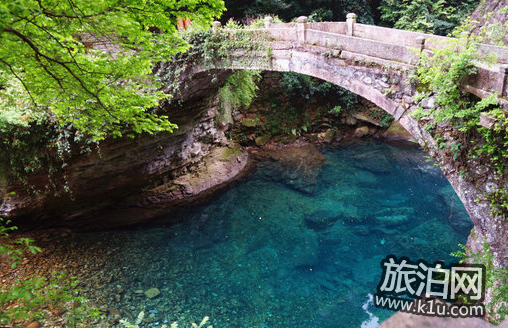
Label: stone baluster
xmin=212 ymin=21 xmax=221 ymax=33
xmin=346 ymin=13 xmax=356 ymax=37
xmin=264 ymin=16 xmax=273 ymax=29
xmin=498 ymin=65 xmax=508 ymax=97
xmin=415 ymin=36 xmax=426 ymax=52
xmin=296 ymin=16 xmax=308 ymax=43
xmin=461 ymin=31 xmax=472 ymax=45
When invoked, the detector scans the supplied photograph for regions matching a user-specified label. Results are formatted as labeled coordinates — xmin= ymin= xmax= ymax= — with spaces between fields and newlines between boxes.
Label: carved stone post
xmin=346 ymin=13 xmax=356 ymax=36
xmin=264 ymin=16 xmax=273 ymax=29
xmin=415 ymin=36 xmax=426 ymax=52
xmin=498 ymin=65 xmax=508 ymax=97
xmin=212 ymin=21 xmax=221 ymax=33
xmin=296 ymin=16 xmax=308 ymax=43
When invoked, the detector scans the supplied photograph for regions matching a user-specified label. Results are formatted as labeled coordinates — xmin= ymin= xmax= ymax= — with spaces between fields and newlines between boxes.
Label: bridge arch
xmin=167 ymin=18 xmax=508 ymax=301
xmin=222 ymin=45 xmax=424 ymax=143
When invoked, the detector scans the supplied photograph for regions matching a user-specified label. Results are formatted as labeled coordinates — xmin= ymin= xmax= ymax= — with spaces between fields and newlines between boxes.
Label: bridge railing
xmin=304 ymin=29 xmax=414 ymax=63
xmin=269 ymin=15 xmax=508 ymax=99
xmin=263 ymin=15 xmax=508 ymax=65
xmin=354 ymin=22 xmax=508 ymax=66
xmin=212 ymin=15 xmax=508 ymax=101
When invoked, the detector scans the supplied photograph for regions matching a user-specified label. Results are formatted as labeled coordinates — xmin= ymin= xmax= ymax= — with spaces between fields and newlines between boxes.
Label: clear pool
xmin=72 ymin=140 xmax=473 ymax=328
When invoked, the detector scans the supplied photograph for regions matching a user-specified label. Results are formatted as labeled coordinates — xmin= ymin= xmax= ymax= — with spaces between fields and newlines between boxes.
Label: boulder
xmin=352 ymin=151 xmax=392 ymax=174
xmin=304 ymin=210 xmax=341 ymax=230
xmin=26 ymin=322 xmax=41 ymax=328
xmin=109 ymin=307 xmax=121 ymax=316
xmin=345 ymin=116 xmax=357 ymax=125
xmin=241 ymin=117 xmax=258 ymax=127
xmin=421 ymin=96 xmax=436 ymax=109
xmin=290 ymin=229 xmax=319 ymax=268
xmin=318 ymin=129 xmax=335 ymax=143
xmin=144 ymin=288 xmax=161 ymax=299
xmin=252 ymin=143 xmax=326 ymax=194
xmin=255 ymin=135 xmax=270 ymax=146
xmin=382 ymin=121 xmax=413 ymax=141
xmin=354 ymin=126 xmax=370 ymax=137
xmin=353 ymin=112 xmax=382 ymax=127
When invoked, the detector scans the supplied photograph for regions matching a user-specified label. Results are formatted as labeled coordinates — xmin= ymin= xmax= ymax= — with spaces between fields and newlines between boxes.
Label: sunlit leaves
xmin=0 ymin=0 xmax=225 ymax=140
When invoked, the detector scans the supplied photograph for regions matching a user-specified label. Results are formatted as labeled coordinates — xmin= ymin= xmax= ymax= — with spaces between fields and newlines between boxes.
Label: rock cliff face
xmin=470 ymin=0 xmax=508 ymax=45
xmin=0 ymin=79 xmax=252 ymax=230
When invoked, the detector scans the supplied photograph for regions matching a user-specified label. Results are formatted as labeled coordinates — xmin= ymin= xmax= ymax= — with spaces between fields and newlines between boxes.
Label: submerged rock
xmin=304 ymin=210 xmax=341 ymax=230
xmin=291 ymin=229 xmax=319 ymax=268
xmin=373 ymin=214 xmax=409 ymax=227
xmin=144 ymin=288 xmax=161 ymax=299
xmin=251 ymin=142 xmax=326 ymax=194
xmin=352 ymin=150 xmax=392 ymax=173
xmin=437 ymin=187 xmax=474 ymax=234
xmin=352 ymin=256 xmax=383 ymax=285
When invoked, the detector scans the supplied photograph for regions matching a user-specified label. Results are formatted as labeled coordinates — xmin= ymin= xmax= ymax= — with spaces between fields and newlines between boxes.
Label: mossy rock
xmin=255 ymin=135 xmax=270 ymax=146
xmin=383 ymin=121 xmax=413 ymax=141
xmin=272 ymin=135 xmax=284 ymax=142
xmin=241 ymin=118 xmax=259 ymax=128
xmin=354 ymin=126 xmax=370 ymax=137
xmin=281 ymin=135 xmax=298 ymax=144
xmin=318 ymin=128 xmax=335 ymax=142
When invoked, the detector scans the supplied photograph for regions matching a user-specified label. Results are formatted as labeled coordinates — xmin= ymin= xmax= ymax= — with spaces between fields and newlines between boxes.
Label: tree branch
xmin=0 ymin=58 xmax=37 ymax=106
xmin=35 ymin=0 xmax=96 ymax=19
xmin=3 ymin=26 xmax=119 ymax=120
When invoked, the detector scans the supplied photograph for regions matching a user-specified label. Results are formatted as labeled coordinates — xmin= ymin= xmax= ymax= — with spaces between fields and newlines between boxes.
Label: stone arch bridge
xmin=173 ymin=14 xmax=508 ymax=292
xmin=2 ymin=14 xmax=508 ymax=313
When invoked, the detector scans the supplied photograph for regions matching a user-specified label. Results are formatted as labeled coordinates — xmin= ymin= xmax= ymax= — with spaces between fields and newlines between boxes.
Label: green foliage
xmin=258 ymin=103 xmax=311 ymax=137
xmin=328 ymin=105 xmax=343 ymax=117
xmin=452 ymin=241 xmax=508 ymax=324
xmin=247 ymin=16 xmax=283 ymax=28
xmin=0 ymin=218 xmax=41 ymax=268
xmin=222 ymin=0 xmax=378 ymax=24
xmin=230 ymin=72 xmax=361 ymax=142
xmin=0 ymin=72 xmax=45 ymax=131
xmin=485 ymin=188 xmax=508 ymax=220
xmin=0 ymin=0 xmax=225 ymax=140
xmin=0 ymin=219 xmax=100 ymax=326
xmin=308 ymin=8 xmax=333 ymax=22
xmin=379 ymin=0 xmax=479 ymax=35
xmin=279 ymin=72 xmax=358 ymax=108
xmin=472 ymin=3 xmax=508 ymax=46
xmin=2 ymin=17 xmax=268 ymax=189
xmin=218 ymin=70 xmax=261 ymax=126
xmin=368 ymin=107 xmax=394 ymax=128
xmin=476 ymin=108 xmax=508 ymax=175
xmin=219 ymin=71 xmax=261 ymax=110
xmin=411 ymin=35 xmax=493 ymax=131
xmin=161 ymin=23 xmax=270 ymax=100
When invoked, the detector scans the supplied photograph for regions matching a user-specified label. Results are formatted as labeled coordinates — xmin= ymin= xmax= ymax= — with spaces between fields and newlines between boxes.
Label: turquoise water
xmin=76 ymin=140 xmax=472 ymax=327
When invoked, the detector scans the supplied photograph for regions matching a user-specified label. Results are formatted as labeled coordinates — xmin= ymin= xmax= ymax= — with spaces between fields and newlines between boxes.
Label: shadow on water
xmin=72 ymin=139 xmax=472 ymax=328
